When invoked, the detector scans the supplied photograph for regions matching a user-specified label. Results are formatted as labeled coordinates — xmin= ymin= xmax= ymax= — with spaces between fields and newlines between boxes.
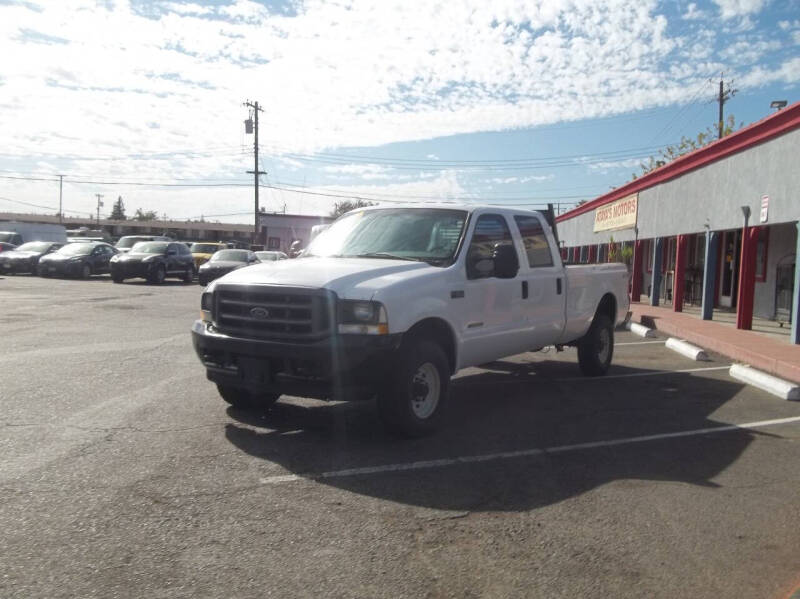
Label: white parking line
xmin=616 ymin=340 xmax=667 ymax=346
xmin=259 ymin=416 xmax=800 ymax=485
xmin=555 ymin=365 xmax=730 ymax=382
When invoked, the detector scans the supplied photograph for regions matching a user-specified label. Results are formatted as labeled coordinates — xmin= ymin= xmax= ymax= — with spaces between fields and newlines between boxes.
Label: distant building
xmin=556 ymin=101 xmax=800 ymax=344
xmin=257 ymin=213 xmax=335 ymax=253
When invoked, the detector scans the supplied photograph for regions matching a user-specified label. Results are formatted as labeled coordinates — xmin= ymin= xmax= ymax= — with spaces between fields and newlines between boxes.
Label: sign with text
xmin=593 ymin=193 xmax=638 ymax=232
xmin=760 ymin=195 xmax=769 ymax=223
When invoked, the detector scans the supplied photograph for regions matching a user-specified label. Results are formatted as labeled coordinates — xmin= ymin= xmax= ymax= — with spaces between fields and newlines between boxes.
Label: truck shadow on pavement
xmin=224 ymin=359 xmax=758 ymax=512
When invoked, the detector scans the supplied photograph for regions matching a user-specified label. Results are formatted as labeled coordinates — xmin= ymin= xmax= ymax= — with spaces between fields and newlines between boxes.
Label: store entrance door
xmin=776 ymin=259 xmax=795 ymax=326
xmin=719 ymin=230 xmax=740 ymax=308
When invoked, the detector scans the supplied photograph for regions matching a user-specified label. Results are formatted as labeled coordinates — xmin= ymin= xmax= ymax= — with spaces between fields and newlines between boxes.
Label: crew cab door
xmin=512 ymin=213 xmax=566 ymax=348
xmin=456 ymin=213 xmax=531 ymax=368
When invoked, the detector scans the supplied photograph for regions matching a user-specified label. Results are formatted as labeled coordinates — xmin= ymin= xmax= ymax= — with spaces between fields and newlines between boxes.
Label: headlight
xmin=200 ymin=290 xmax=213 ymax=323
xmin=337 ymin=300 xmax=388 ymax=335
xmin=110 ymin=255 xmax=119 ymax=262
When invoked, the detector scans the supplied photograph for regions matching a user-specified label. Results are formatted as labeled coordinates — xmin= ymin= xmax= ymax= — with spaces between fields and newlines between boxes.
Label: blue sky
xmin=0 ymin=0 xmax=798 ymax=223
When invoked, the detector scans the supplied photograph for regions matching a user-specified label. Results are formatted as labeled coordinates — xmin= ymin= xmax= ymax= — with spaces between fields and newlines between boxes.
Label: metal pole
xmin=58 ymin=175 xmax=63 ymax=223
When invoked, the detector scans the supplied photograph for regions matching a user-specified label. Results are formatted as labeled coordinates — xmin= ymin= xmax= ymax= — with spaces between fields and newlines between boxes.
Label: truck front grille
xmin=214 ymin=285 xmax=332 ymax=341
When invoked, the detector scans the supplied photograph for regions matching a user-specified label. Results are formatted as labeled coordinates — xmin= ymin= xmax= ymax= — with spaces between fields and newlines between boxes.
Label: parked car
xmin=0 ymin=242 xmax=17 ymax=252
xmin=0 ymin=241 xmax=63 ymax=274
xmin=198 ymin=249 xmax=259 ymax=286
xmin=38 ymin=242 xmax=118 ymax=278
xmin=192 ymin=204 xmax=630 ymax=436
xmin=115 ymin=235 xmax=171 ymax=254
xmin=254 ymin=250 xmax=289 ymax=262
xmin=110 ymin=241 xmax=194 ymax=284
xmin=190 ymin=242 xmax=228 ymax=269
xmin=0 ymin=223 xmax=67 ymax=245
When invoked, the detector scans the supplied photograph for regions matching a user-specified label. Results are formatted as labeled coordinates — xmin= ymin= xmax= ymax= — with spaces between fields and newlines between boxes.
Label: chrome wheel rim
xmin=410 ymin=362 xmax=440 ymax=419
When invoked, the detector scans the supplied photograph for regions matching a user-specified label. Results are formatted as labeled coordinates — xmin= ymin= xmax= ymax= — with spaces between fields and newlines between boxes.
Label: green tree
xmin=330 ymin=199 xmax=375 ymax=219
xmin=134 ymin=208 xmax=159 ymax=221
xmin=109 ymin=196 xmax=127 ymax=220
xmin=632 ymin=115 xmax=741 ymax=180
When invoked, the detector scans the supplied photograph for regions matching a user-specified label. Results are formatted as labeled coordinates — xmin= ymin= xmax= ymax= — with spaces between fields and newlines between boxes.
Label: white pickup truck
xmin=192 ymin=204 xmax=629 ymax=436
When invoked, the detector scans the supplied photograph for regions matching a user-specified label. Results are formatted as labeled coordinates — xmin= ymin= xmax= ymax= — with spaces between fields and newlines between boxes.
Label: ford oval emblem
xmin=249 ymin=306 xmax=270 ymax=320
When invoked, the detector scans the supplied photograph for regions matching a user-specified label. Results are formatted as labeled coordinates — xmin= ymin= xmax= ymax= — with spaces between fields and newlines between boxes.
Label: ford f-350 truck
xmin=192 ymin=205 xmax=630 ymax=436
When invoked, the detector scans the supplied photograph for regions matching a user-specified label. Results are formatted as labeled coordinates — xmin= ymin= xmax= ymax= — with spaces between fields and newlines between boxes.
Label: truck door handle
xmin=556 ymin=278 xmax=562 ymax=295
xmin=522 ymin=281 xmax=528 ymax=299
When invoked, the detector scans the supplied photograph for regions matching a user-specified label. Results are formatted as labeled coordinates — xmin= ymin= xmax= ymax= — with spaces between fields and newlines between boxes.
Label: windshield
xmin=211 ymin=250 xmax=249 ymax=262
xmin=131 ymin=242 xmax=168 ymax=254
xmin=57 ymin=243 xmax=94 ymax=256
xmin=191 ymin=243 xmax=223 ymax=254
xmin=16 ymin=242 xmax=52 ymax=253
xmin=0 ymin=232 xmax=18 ymax=243
xmin=116 ymin=236 xmax=151 ymax=248
xmin=305 ymin=208 xmax=467 ymax=264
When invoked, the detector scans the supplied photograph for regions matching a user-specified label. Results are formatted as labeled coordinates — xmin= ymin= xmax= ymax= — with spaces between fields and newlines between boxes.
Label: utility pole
xmin=95 ymin=194 xmax=104 ymax=226
xmin=717 ymin=75 xmax=737 ymax=139
xmin=244 ymin=100 xmax=266 ymax=246
xmin=58 ymin=175 xmax=64 ymax=223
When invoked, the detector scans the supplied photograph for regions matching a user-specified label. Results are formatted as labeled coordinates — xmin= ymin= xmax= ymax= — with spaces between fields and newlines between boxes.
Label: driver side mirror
xmin=492 ymin=244 xmax=519 ymax=279
xmin=167 ymin=249 xmax=177 ymax=256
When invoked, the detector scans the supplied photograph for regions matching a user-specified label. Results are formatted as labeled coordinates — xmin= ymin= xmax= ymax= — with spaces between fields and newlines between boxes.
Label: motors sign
xmin=593 ymin=194 xmax=638 ymax=232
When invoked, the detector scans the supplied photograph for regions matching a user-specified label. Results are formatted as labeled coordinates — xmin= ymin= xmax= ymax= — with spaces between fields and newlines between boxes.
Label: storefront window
xmin=755 ymin=228 xmax=769 ymax=282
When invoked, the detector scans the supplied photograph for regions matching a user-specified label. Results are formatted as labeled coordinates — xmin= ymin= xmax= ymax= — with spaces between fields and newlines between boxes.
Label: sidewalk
xmin=629 ymin=303 xmax=800 ymax=384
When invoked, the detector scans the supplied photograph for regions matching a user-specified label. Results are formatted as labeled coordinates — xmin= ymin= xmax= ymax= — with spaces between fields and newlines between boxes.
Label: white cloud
xmin=588 ymin=158 xmax=644 ymax=171
xmin=712 ymin=0 xmax=768 ymax=19
xmin=0 ymin=0 xmax=796 ymax=220
xmin=682 ymin=3 xmax=707 ymax=20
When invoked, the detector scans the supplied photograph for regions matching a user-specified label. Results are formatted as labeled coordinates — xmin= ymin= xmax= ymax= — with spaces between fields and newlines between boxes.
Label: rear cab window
xmin=513 ymin=214 xmax=554 ymax=268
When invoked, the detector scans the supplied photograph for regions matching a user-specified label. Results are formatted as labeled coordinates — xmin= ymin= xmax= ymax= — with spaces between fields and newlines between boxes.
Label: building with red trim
xmin=556 ymin=101 xmax=800 ymax=345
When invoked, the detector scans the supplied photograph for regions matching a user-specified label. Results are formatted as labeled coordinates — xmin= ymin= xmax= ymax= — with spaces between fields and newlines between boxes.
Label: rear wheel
xmin=216 ymin=385 xmax=280 ymax=411
xmin=112 ymin=274 xmax=124 ymax=283
xmin=577 ymin=313 xmax=614 ymax=376
xmin=377 ymin=339 xmax=450 ymax=437
xmin=81 ymin=264 xmax=91 ymax=279
xmin=183 ymin=266 xmax=194 ymax=284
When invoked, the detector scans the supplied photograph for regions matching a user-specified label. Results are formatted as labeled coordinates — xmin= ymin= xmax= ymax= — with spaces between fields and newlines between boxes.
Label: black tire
xmin=577 ymin=313 xmax=614 ymax=376
xmin=377 ymin=339 xmax=450 ymax=437
xmin=183 ymin=266 xmax=194 ymax=284
xmin=149 ymin=264 xmax=166 ymax=285
xmin=81 ymin=264 xmax=91 ymax=279
xmin=216 ymin=385 xmax=280 ymax=411
xmin=112 ymin=274 xmax=124 ymax=283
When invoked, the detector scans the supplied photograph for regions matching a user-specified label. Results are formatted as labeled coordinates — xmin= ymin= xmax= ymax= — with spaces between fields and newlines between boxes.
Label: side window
xmin=466 ymin=214 xmax=513 ymax=280
xmin=513 ymin=215 xmax=553 ymax=268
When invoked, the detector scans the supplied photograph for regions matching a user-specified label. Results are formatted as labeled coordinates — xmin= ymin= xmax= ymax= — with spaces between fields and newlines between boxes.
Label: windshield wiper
xmin=348 ymin=252 xmax=421 ymax=262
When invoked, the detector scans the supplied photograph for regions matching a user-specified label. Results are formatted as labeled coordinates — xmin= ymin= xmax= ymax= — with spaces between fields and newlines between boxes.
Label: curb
xmin=626 ymin=321 xmax=656 ymax=338
xmin=729 ymin=364 xmax=800 ymax=400
xmin=665 ymin=338 xmax=710 ymax=361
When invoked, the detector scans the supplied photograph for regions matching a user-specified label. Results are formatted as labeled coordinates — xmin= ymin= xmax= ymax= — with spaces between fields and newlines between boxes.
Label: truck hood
xmin=214 ymin=257 xmax=441 ymax=299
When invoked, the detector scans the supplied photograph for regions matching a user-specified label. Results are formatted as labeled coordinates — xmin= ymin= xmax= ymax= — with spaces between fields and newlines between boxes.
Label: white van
xmin=0 ymin=222 xmax=68 ymax=246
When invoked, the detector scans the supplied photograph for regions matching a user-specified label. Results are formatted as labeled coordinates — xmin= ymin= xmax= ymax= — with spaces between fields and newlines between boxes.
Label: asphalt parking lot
xmin=2 ymin=274 xmax=800 ymax=599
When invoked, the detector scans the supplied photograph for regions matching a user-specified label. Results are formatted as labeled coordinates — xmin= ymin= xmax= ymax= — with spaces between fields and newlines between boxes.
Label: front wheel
xmin=149 ymin=264 xmax=166 ymax=285
xmin=377 ymin=339 xmax=450 ymax=437
xmin=81 ymin=264 xmax=91 ymax=279
xmin=577 ymin=313 xmax=614 ymax=376
xmin=216 ymin=385 xmax=280 ymax=411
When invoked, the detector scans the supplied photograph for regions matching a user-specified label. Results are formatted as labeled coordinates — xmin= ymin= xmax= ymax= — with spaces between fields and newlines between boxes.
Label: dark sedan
xmin=110 ymin=241 xmax=194 ymax=284
xmin=198 ymin=249 xmax=259 ymax=286
xmin=0 ymin=241 xmax=62 ymax=274
xmin=38 ymin=242 xmax=118 ymax=278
